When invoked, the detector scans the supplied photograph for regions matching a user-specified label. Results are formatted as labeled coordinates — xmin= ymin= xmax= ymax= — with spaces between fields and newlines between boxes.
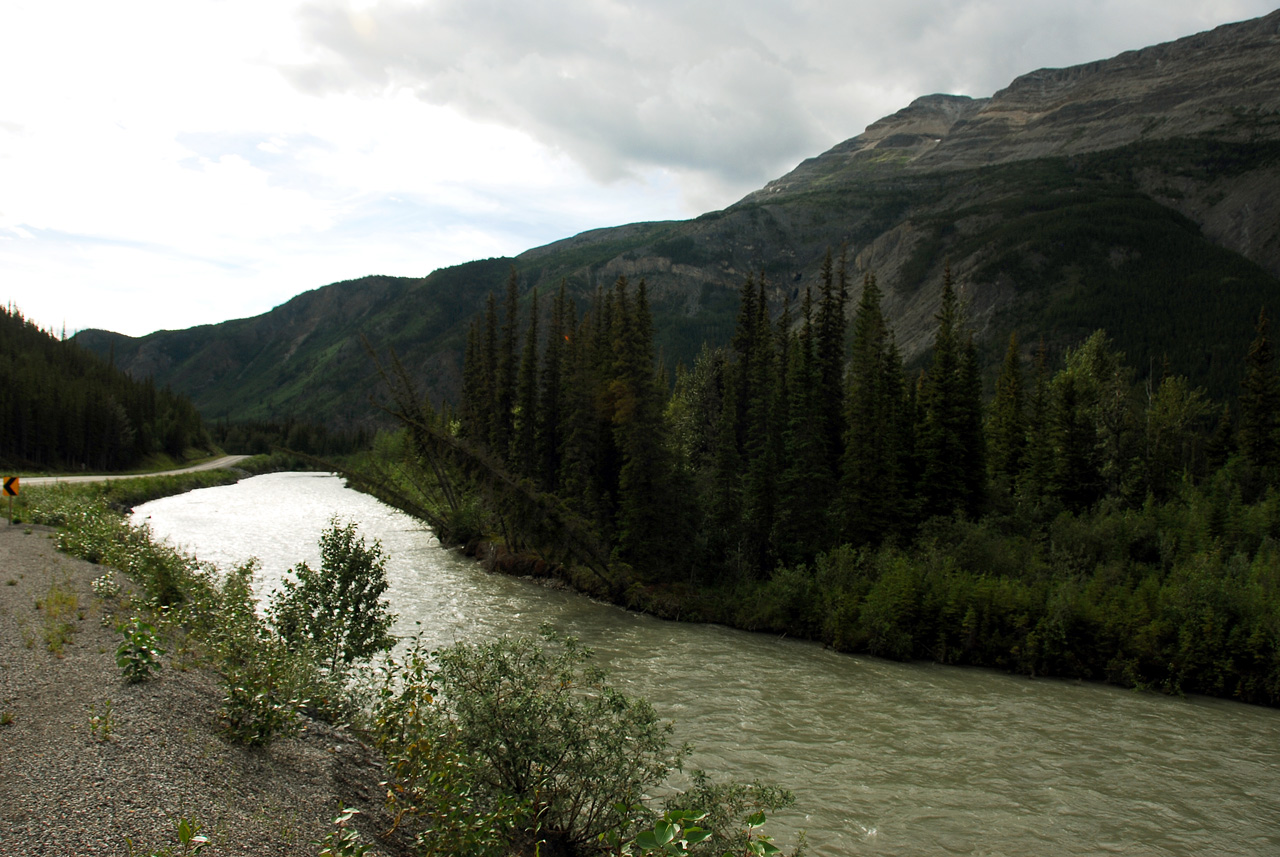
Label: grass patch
xmin=37 ymin=577 xmax=78 ymax=655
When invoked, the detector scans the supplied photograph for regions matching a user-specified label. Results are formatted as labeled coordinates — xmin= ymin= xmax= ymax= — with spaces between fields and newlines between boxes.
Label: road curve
xmin=20 ymin=455 xmax=253 ymax=486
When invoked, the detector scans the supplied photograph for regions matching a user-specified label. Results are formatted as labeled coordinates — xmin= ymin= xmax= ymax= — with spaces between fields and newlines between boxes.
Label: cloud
xmin=287 ymin=0 xmax=1280 ymax=204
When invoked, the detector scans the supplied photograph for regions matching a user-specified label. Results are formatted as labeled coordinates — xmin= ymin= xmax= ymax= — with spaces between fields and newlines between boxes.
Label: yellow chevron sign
xmin=3 ymin=477 xmax=17 ymax=497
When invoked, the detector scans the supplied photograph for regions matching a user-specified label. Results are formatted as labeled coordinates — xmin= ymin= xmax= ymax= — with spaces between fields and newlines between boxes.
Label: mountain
xmin=78 ymin=11 xmax=1280 ymax=424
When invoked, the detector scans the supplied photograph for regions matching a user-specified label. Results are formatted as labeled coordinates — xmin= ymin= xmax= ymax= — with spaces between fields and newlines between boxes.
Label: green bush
xmin=270 ymin=518 xmax=396 ymax=676
xmin=212 ymin=562 xmax=314 ymax=746
xmin=374 ymin=628 xmax=804 ymax=857
xmin=116 ymin=617 xmax=165 ymax=683
xmin=375 ymin=628 xmax=687 ymax=856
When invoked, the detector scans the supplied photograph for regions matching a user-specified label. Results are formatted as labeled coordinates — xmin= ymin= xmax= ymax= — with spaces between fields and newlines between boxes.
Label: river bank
xmin=0 ymin=522 xmax=407 ymax=856
xmin=133 ymin=472 xmax=1280 ymax=856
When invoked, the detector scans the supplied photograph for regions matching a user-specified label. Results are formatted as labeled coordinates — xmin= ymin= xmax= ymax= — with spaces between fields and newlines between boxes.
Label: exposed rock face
xmin=751 ymin=10 xmax=1280 ymax=196
xmin=918 ymin=10 xmax=1280 ymax=169
xmin=748 ymin=94 xmax=988 ymax=199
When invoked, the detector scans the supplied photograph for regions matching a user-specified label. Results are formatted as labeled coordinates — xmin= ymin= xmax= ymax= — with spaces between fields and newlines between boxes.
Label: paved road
xmin=20 ymin=455 xmax=252 ymax=486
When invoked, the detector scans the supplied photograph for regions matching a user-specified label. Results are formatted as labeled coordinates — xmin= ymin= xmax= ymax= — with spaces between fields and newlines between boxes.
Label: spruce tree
xmin=774 ymin=288 xmax=835 ymax=564
xmin=1051 ymin=371 xmax=1101 ymax=510
xmin=514 ymin=287 xmax=540 ymax=478
xmin=537 ymin=283 xmax=571 ymax=492
xmin=460 ymin=317 xmax=484 ymax=440
xmin=958 ymin=334 xmax=987 ymax=510
xmin=815 ymin=248 xmax=850 ymax=475
xmin=917 ymin=265 xmax=981 ymax=519
xmin=612 ymin=279 xmax=673 ymax=571
xmin=988 ymin=332 xmax=1026 ymax=486
xmin=477 ymin=292 xmax=499 ymax=450
xmin=1239 ymin=307 xmax=1280 ymax=475
xmin=739 ymin=277 xmax=777 ymax=572
xmin=492 ymin=267 xmax=520 ymax=463
xmin=840 ymin=272 xmax=906 ymax=544
xmin=1018 ymin=340 xmax=1055 ymax=503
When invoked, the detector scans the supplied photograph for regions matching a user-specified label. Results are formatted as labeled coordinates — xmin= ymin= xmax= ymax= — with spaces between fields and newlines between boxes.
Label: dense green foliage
xmin=25 ymin=487 xmax=393 ymax=744
xmin=26 ymin=480 xmax=802 ymax=856
xmin=0 ymin=306 xmax=211 ymax=470
xmin=376 ymin=261 xmax=1280 ymax=707
xmin=374 ymin=628 xmax=799 ymax=857
xmin=211 ymin=418 xmax=374 ymax=457
xmin=271 ymin=518 xmax=396 ymax=675
xmin=116 ymin=617 xmax=165 ymax=683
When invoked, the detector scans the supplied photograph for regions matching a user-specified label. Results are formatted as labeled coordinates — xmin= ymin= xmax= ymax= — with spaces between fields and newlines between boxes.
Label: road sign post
xmin=4 ymin=476 xmax=18 ymax=524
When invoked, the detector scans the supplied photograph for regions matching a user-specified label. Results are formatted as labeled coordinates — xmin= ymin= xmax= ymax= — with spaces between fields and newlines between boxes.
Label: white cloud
xmin=290 ymin=0 xmax=1280 ymax=193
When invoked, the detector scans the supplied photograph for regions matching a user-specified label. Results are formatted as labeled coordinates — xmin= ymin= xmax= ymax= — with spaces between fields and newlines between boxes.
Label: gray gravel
xmin=0 ymin=524 xmax=410 ymax=857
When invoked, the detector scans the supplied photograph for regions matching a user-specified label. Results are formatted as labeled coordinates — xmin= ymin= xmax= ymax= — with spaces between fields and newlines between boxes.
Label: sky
xmin=2 ymin=1 xmax=1275 ymax=338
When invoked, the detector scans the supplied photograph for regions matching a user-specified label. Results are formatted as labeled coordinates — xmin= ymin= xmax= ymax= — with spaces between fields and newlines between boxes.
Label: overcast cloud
xmin=1 ymin=0 xmax=1274 ymax=337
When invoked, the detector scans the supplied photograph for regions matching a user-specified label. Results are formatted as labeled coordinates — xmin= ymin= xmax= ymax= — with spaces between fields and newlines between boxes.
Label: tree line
xmin=456 ymin=256 xmax=1230 ymax=577
xmin=389 ymin=258 xmax=1280 ymax=704
xmin=0 ymin=306 xmax=211 ymax=471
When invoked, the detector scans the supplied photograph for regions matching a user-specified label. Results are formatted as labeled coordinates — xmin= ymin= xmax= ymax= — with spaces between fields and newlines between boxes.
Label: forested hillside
xmin=364 ymin=262 xmax=1280 ymax=706
xmin=0 ymin=306 xmax=211 ymax=471
xmin=75 ymin=13 xmax=1280 ymax=426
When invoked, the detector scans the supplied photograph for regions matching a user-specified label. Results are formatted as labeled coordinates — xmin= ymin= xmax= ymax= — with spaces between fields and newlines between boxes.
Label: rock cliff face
xmin=756 ymin=10 xmax=1280 ymax=184
xmin=81 ymin=11 xmax=1280 ymax=423
xmin=931 ymin=11 xmax=1280 ymax=164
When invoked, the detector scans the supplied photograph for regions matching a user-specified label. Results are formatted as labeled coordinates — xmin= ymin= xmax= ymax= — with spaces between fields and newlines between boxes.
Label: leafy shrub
xmin=116 ymin=617 xmax=165 ymax=683
xmin=91 ymin=571 xmax=122 ymax=600
xmin=212 ymin=562 xmax=312 ymax=746
xmin=316 ymin=808 xmax=379 ymax=857
xmin=375 ymin=627 xmax=689 ymax=856
xmin=374 ymin=637 xmax=525 ymax=857
xmin=663 ymin=773 xmax=799 ymax=857
xmin=270 ymin=518 xmax=396 ymax=676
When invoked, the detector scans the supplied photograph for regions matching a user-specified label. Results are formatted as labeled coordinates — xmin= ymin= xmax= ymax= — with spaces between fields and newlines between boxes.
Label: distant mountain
xmin=79 ymin=11 xmax=1280 ymax=423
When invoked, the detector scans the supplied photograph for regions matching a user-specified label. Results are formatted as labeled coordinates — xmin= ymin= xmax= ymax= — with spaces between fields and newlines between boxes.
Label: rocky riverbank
xmin=0 ymin=523 xmax=407 ymax=856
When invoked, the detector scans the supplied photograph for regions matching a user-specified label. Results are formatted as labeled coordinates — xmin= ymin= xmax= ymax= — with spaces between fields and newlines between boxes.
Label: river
xmin=134 ymin=472 xmax=1280 ymax=856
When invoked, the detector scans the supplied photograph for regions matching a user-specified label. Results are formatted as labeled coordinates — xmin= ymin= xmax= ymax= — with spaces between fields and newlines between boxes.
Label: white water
xmin=135 ymin=472 xmax=1280 ymax=856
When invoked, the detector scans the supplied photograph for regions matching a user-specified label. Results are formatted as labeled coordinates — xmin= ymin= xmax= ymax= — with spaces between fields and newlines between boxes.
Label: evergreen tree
xmin=559 ymin=288 xmax=613 ymax=530
xmin=705 ymin=377 xmax=745 ymax=577
xmin=988 ymin=332 xmax=1026 ymax=486
xmin=514 ymin=287 xmax=540 ymax=478
xmin=739 ymin=277 xmax=777 ymax=572
xmin=1051 ymin=370 xmax=1101 ymax=510
xmin=815 ymin=248 xmax=850 ymax=475
xmin=917 ymin=265 xmax=983 ymax=519
xmin=774 ymin=287 xmax=836 ymax=564
xmin=958 ymin=334 xmax=987 ymax=508
xmin=479 ymin=291 xmax=500 ymax=451
xmin=1239 ymin=307 xmax=1280 ymax=475
xmin=1018 ymin=340 xmax=1055 ymax=503
xmin=840 ymin=272 xmax=906 ymax=545
xmin=492 ymin=267 xmax=520 ymax=462
xmin=610 ymin=279 xmax=675 ymax=571
xmin=537 ymin=283 xmax=571 ymax=492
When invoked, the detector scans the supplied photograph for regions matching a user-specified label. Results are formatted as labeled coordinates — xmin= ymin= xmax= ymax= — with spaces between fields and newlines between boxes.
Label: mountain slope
xmin=79 ymin=11 xmax=1280 ymax=422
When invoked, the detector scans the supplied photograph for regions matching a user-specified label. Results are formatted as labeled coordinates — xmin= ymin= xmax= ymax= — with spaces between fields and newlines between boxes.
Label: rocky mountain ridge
xmin=79 ymin=11 xmax=1280 ymax=425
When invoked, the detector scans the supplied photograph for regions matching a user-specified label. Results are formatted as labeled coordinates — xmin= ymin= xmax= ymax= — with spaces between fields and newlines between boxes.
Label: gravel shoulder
xmin=0 ymin=523 xmax=408 ymax=857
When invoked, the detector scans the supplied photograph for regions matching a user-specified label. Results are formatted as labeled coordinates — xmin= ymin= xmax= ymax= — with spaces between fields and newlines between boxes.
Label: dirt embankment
xmin=0 ymin=524 xmax=406 ymax=857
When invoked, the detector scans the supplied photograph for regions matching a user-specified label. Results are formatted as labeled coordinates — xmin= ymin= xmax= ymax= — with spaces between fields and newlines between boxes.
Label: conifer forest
xmin=0 ymin=306 xmax=210 ymax=471
xmin=371 ymin=257 xmax=1280 ymax=707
